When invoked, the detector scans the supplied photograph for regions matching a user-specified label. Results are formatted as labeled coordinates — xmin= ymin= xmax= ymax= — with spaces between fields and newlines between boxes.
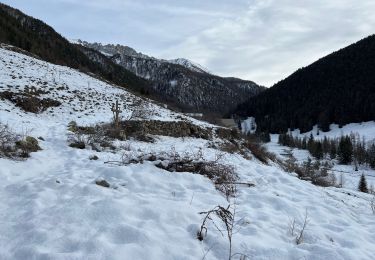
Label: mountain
xmin=0 ymin=2 xmax=263 ymax=116
xmin=0 ymin=3 xmax=150 ymax=95
xmin=78 ymin=40 xmax=265 ymax=114
xmin=235 ymin=35 xmax=375 ymax=133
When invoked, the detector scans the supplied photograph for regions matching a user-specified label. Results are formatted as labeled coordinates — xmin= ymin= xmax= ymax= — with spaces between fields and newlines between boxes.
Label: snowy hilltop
xmin=0 ymin=45 xmax=375 ymax=260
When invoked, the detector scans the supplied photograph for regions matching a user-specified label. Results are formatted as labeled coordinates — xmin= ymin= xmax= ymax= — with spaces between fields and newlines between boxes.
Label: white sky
xmin=3 ymin=0 xmax=375 ymax=86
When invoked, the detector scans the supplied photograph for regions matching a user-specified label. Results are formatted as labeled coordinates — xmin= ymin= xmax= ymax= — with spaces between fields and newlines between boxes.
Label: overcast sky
xmin=3 ymin=0 xmax=375 ymax=86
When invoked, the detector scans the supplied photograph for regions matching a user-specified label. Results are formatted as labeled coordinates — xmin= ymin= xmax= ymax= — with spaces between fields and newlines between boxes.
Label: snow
xmin=168 ymin=58 xmax=210 ymax=74
xmin=291 ymin=122 xmax=375 ymax=145
xmin=1 ymin=47 xmax=375 ymax=259
xmin=99 ymin=50 xmax=113 ymax=57
xmin=266 ymin=122 xmax=375 ymax=191
xmin=170 ymin=80 xmax=178 ymax=87
xmin=241 ymin=117 xmax=256 ymax=134
xmin=266 ymin=134 xmax=375 ymax=194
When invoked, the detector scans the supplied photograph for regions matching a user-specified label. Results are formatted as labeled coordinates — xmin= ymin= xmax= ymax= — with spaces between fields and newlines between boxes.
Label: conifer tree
xmin=358 ymin=174 xmax=368 ymax=193
xmin=367 ymin=144 xmax=375 ymax=169
xmin=338 ymin=136 xmax=353 ymax=164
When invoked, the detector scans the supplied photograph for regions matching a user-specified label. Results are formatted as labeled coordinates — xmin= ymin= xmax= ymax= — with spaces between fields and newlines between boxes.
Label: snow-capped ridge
xmin=168 ymin=58 xmax=210 ymax=74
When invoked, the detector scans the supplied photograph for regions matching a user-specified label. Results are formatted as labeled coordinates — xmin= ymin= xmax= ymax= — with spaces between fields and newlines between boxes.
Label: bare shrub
xmin=198 ymin=161 xmax=237 ymax=199
xmin=289 ymin=210 xmax=309 ymax=245
xmin=86 ymin=125 xmax=111 ymax=147
xmin=119 ymin=142 xmax=132 ymax=151
xmin=244 ymin=141 xmax=270 ymax=164
xmin=296 ymin=210 xmax=309 ymax=245
xmin=371 ymin=195 xmax=375 ymax=214
xmin=15 ymin=136 xmax=41 ymax=157
xmin=0 ymin=91 xmax=61 ymax=113
xmin=113 ymin=148 xmax=240 ymax=199
xmin=218 ymin=141 xmax=240 ymax=154
xmin=310 ymin=161 xmax=335 ymax=187
xmin=67 ymin=129 xmax=86 ymax=149
xmin=0 ymin=123 xmax=41 ymax=158
xmin=67 ymin=121 xmax=78 ymax=132
xmin=282 ymin=151 xmax=298 ymax=173
xmin=67 ymin=123 xmax=114 ymax=150
xmin=311 ymin=171 xmax=336 ymax=187
xmin=288 ymin=218 xmax=297 ymax=237
xmin=197 ymin=202 xmax=249 ymax=260
xmin=0 ymin=123 xmax=16 ymax=154
xmin=280 ymin=157 xmax=336 ymax=187
xmin=197 ymin=205 xmax=234 ymax=259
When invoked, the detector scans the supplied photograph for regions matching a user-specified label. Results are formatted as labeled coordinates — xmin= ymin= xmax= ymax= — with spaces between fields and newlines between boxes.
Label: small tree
xmin=338 ymin=136 xmax=353 ymax=164
xmin=111 ymin=100 xmax=122 ymax=129
xmin=358 ymin=174 xmax=368 ymax=193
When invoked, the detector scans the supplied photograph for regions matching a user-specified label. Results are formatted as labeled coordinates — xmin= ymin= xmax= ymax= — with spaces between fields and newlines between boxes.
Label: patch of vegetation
xmin=0 ymin=91 xmax=61 ymax=113
xmin=0 ymin=123 xmax=41 ymax=159
xmin=280 ymin=155 xmax=337 ymax=187
xmin=111 ymin=148 xmax=250 ymax=199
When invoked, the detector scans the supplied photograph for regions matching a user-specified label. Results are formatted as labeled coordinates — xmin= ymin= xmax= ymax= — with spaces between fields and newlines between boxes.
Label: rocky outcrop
xmin=120 ymin=120 xmax=239 ymax=141
xmin=122 ymin=120 xmax=214 ymax=140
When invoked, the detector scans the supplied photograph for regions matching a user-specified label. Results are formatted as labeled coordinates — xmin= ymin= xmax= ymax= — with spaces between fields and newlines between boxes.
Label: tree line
xmin=234 ymin=35 xmax=375 ymax=133
xmin=278 ymin=132 xmax=375 ymax=169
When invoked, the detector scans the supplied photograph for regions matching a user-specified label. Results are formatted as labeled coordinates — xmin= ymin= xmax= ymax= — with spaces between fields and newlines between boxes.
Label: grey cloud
xmin=3 ymin=0 xmax=375 ymax=86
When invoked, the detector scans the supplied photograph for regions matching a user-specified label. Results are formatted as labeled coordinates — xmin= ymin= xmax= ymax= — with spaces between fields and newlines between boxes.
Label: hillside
xmin=235 ymin=35 xmax=375 ymax=133
xmin=0 ymin=3 xmax=150 ymax=94
xmin=1 ymin=45 xmax=375 ymax=260
xmin=79 ymin=40 xmax=265 ymax=114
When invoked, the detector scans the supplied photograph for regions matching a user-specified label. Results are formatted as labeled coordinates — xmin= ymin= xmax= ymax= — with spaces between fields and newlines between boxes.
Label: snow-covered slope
xmin=291 ymin=122 xmax=375 ymax=144
xmin=1 ymin=46 xmax=375 ymax=260
xmin=0 ymin=45 xmax=206 ymax=127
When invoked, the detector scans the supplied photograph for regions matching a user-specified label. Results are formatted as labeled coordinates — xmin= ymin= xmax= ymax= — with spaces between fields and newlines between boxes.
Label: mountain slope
xmin=79 ymin=41 xmax=265 ymax=114
xmin=236 ymin=35 xmax=375 ymax=133
xmin=0 ymin=3 xmax=150 ymax=94
xmin=1 ymin=46 xmax=375 ymax=260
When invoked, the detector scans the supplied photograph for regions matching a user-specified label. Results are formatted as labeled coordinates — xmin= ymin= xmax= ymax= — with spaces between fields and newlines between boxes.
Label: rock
xmin=89 ymin=155 xmax=99 ymax=160
xmin=69 ymin=141 xmax=85 ymax=149
xmin=95 ymin=179 xmax=110 ymax=188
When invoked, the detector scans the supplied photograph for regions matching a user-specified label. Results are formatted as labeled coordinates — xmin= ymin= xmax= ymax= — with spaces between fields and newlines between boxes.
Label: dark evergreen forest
xmin=235 ymin=35 xmax=375 ymax=133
